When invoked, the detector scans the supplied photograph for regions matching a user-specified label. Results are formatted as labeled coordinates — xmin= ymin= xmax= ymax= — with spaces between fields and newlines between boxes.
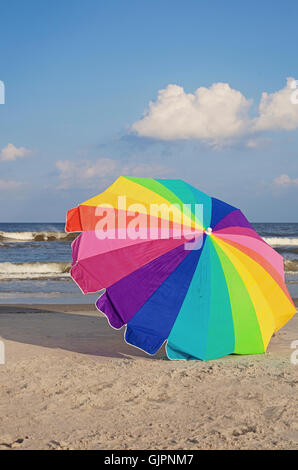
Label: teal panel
xmin=186 ymin=183 xmax=212 ymax=230
xmin=166 ymin=236 xmax=235 ymax=360
xmin=155 ymin=179 xmax=212 ymax=229
xmin=166 ymin=236 xmax=211 ymax=360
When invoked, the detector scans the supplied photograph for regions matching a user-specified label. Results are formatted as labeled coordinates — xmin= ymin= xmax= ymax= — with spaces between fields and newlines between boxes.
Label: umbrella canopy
xmin=66 ymin=177 xmax=296 ymax=360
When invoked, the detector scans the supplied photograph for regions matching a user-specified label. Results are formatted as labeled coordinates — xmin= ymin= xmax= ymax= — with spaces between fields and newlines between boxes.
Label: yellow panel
xmin=213 ymin=235 xmax=296 ymax=349
xmin=81 ymin=176 xmax=201 ymax=230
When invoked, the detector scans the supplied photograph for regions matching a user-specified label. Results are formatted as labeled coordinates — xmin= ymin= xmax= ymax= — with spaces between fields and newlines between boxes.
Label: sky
xmin=0 ymin=0 xmax=298 ymax=222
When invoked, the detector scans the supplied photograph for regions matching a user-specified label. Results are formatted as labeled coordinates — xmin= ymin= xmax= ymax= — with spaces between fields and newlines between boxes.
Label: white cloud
xmin=0 ymin=143 xmax=31 ymax=162
xmin=131 ymin=83 xmax=252 ymax=144
xmin=131 ymin=78 xmax=298 ymax=145
xmin=56 ymin=157 xmax=170 ymax=189
xmin=254 ymin=78 xmax=298 ymax=131
xmin=0 ymin=179 xmax=24 ymax=190
xmin=56 ymin=158 xmax=117 ymax=183
xmin=273 ymin=174 xmax=298 ymax=187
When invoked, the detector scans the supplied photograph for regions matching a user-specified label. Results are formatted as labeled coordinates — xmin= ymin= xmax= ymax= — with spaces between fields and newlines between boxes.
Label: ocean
xmin=0 ymin=222 xmax=298 ymax=304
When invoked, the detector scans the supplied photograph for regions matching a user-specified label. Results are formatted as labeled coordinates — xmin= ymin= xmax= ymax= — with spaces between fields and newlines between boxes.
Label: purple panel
xmin=96 ymin=244 xmax=191 ymax=329
xmin=213 ymin=209 xmax=254 ymax=232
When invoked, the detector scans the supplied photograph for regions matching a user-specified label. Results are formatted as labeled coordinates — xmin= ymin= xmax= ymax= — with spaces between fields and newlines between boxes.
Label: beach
xmin=1 ymin=222 xmax=298 ymax=450
xmin=0 ymin=301 xmax=297 ymax=450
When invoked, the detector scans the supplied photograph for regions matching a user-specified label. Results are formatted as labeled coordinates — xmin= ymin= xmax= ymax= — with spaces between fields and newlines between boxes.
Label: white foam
xmin=263 ymin=237 xmax=298 ymax=247
xmin=0 ymin=262 xmax=71 ymax=280
xmin=0 ymin=231 xmax=75 ymax=242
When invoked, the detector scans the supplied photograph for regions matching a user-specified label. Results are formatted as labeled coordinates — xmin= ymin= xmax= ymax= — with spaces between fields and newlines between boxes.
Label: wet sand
xmin=0 ymin=301 xmax=297 ymax=450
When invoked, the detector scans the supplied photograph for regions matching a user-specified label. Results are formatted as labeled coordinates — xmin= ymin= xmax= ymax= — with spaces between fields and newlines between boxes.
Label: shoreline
xmin=0 ymin=302 xmax=297 ymax=450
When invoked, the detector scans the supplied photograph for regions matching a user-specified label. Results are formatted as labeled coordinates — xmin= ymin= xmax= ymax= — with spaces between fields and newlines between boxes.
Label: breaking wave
xmin=0 ymin=231 xmax=76 ymax=242
xmin=263 ymin=237 xmax=298 ymax=247
xmin=0 ymin=262 xmax=71 ymax=280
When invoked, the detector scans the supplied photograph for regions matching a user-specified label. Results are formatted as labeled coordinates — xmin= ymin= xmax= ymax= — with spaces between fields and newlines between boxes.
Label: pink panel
xmin=71 ymin=237 xmax=190 ymax=293
xmin=215 ymin=233 xmax=284 ymax=278
xmin=73 ymin=228 xmax=202 ymax=263
xmin=213 ymin=226 xmax=264 ymax=241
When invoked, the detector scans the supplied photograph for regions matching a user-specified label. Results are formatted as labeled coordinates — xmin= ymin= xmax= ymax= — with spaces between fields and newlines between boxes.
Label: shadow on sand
xmin=0 ymin=305 xmax=168 ymax=360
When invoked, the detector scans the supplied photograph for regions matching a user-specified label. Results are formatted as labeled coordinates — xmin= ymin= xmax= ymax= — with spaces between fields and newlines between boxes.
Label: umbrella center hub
xmin=205 ymin=227 xmax=212 ymax=235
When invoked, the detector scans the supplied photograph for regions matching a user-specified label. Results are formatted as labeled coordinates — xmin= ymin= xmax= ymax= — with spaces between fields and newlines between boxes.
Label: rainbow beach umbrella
xmin=66 ymin=177 xmax=296 ymax=360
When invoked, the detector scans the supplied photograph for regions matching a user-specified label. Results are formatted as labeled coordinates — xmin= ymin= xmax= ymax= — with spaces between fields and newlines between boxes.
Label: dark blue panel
xmin=125 ymin=242 xmax=205 ymax=354
xmin=210 ymin=197 xmax=237 ymax=229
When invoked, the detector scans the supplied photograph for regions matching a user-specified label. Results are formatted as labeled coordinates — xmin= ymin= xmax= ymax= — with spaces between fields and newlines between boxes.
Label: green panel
xmin=205 ymin=239 xmax=235 ymax=359
xmin=125 ymin=177 xmax=184 ymax=207
xmin=125 ymin=177 xmax=203 ymax=228
xmin=211 ymin=238 xmax=265 ymax=354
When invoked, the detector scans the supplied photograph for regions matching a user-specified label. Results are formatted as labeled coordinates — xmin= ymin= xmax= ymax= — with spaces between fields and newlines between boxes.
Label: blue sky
xmin=0 ymin=0 xmax=297 ymax=222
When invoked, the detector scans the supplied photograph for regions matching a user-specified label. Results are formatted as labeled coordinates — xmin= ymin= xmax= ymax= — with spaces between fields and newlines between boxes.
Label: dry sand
xmin=0 ymin=301 xmax=297 ymax=450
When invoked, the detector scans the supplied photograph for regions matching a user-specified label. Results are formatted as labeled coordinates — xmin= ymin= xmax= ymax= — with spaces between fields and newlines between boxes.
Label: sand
xmin=0 ymin=301 xmax=297 ymax=450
